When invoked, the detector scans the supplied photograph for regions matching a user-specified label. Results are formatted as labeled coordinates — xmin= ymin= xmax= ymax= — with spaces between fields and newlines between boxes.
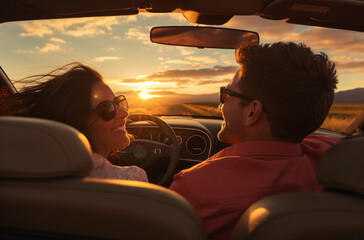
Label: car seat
xmin=0 ymin=116 xmax=206 ymax=240
xmin=230 ymin=137 xmax=364 ymax=240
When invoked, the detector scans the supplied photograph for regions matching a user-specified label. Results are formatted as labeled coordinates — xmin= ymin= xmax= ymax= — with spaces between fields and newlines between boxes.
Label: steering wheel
xmin=120 ymin=114 xmax=179 ymax=186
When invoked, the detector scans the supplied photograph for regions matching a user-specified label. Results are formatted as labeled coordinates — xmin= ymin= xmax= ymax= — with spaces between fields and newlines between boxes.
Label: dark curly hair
xmin=1 ymin=62 xmax=103 ymax=134
xmin=235 ymin=42 xmax=338 ymax=142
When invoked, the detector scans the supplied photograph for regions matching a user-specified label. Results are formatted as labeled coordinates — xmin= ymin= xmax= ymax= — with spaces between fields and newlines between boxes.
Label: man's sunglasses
xmin=220 ymin=87 xmax=253 ymax=104
xmin=93 ymin=95 xmax=128 ymax=121
xmin=220 ymin=87 xmax=267 ymax=112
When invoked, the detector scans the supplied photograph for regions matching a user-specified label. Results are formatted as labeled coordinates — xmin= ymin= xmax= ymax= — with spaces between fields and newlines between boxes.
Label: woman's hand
xmin=344 ymin=110 xmax=364 ymax=135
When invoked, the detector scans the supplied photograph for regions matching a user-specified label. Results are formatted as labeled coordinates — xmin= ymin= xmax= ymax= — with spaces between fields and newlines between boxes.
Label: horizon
xmin=118 ymin=87 xmax=364 ymax=108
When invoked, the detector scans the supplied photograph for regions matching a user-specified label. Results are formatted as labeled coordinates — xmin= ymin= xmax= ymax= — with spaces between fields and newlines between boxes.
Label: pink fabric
xmin=89 ymin=153 xmax=148 ymax=182
xmin=170 ymin=135 xmax=340 ymax=240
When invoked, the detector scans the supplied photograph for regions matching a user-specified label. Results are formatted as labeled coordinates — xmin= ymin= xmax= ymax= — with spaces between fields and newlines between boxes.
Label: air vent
xmin=185 ymin=135 xmax=207 ymax=156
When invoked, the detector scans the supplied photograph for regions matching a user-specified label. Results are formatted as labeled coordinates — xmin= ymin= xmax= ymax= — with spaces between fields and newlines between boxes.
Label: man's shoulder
xmin=303 ymin=134 xmax=341 ymax=146
xmin=175 ymin=150 xmax=243 ymax=179
xmin=300 ymin=135 xmax=341 ymax=158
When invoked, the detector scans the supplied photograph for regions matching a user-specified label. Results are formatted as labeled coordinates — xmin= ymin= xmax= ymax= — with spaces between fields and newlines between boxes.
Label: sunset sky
xmin=0 ymin=13 xmax=363 ymax=104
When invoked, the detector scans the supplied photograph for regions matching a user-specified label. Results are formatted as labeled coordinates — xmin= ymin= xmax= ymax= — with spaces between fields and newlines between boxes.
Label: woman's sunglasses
xmin=220 ymin=87 xmax=267 ymax=112
xmin=94 ymin=95 xmax=128 ymax=121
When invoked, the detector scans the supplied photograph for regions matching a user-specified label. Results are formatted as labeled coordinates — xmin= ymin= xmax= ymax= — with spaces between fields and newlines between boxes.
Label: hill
xmin=334 ymin=88 xmax=364 ymax=104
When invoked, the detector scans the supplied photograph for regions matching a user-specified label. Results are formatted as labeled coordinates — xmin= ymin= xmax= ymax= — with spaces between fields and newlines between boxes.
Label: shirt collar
xmin=225 ymin=140 xmax=303 ymax=156
xmin=92 ymin=152 xmax=108 ymax=168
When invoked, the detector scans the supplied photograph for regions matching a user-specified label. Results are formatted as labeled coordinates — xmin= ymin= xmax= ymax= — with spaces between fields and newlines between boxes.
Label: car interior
xmin=231 ymin=137 xmax=364 ymax=240
xmin=0 ymin=116 xmax=206 ymax=240
xmin=1 ymin=0 xmax=364 ymax=239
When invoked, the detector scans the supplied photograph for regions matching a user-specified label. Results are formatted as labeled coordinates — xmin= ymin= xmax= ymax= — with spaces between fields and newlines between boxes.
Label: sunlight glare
xmin=139 ymin=91 xmax=155 ymax=100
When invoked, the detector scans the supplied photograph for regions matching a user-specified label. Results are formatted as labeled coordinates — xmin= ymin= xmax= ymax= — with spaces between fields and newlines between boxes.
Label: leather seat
xmin=0 ymin=116 xmax=206 ymax=240
xmin=230 ymin=137 xmax=364 ymax=240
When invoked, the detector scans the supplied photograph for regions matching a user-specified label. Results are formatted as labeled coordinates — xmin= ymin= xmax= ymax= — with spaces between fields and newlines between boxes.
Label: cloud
xmin=16 ymin=49 xmax=33 ymax=54
xmin=19 ymin=21 xmax=54 ymax=37
xmin=223 ymin=60 xmax=233 ymax=65
xmin=178 ymin=47 xmax=195 ymax=55
xmin=147 ymin=65 xmax=238 ymax=79
xmin=50 ymin=37 xmax=66 ymax=44
xmin=140 ymin=12 xmax=187 ymax=23
xmin=226 ymin=16 xmax=364 ymax=82
xmin=147 ymin=90 xmax=179 ymax=96
xmin=17 ymin=37 xmax=66 ymax=54
xmin=164 ymin=55 xmax=219 ymax=67
xmin=119 ymin=78 xmax=191 ymax=85
xmin=18 ymin=16 xmax=136 ymax=38
xmin=35 ymin=43 xmax=61 ymax=53
xmin=226 ymin=16 xmax=296 ymax=39
xmin=116 ymin=65 xmax=237 ymax=88
xmin=280 ymin=27 xmax=364 ymax=57
xmin=125 ymin=27 xmax=149 ymax=44
xmin=57 ymin=18 xmax=120 ymax=37
xmin=226 ymin=16 xmax=364 ymax=59
xmin=112 ymin=65 xmax=237 ymax=91
xmin=185 ymin=56 xmax=218 ymax=64
xmin=332 ymin=56 xmax=364 ymax=70
xmin=165 ymin=59 xmax=201 ymax=67
xmin=93 ymin=56 xmax=121 ymax=62
xmin=196 ymin=78 xmax=231 ymax=85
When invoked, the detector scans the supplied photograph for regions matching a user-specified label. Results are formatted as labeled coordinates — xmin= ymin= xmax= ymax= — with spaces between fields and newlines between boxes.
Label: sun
xmin=139 ymin=91 xmax=155 ymax=100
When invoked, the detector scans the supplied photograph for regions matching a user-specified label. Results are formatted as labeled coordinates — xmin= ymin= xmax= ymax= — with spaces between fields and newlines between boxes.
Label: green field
xmin=129 ymin=103 xmax=222 ymax=117
xmin=129 ymin=103 xmax=364 ymax=133
xmin=321 ymin=104 xmax=364 ymax=133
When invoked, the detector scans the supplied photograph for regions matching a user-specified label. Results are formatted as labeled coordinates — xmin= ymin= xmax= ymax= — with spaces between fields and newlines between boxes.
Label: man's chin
xmin=217 ymin=129 xmax=227 ymax=143
xmin=218 ymin=128 xmax=241 ymax=145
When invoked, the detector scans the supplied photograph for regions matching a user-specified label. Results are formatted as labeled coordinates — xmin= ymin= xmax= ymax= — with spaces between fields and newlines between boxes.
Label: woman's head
xmin=3 ymin=62 xmax=130 ymax=156
xmin=85 ymin=81 xmax=130 ymax=157
xmin=6 ymin=63 xmax=101 ymax=131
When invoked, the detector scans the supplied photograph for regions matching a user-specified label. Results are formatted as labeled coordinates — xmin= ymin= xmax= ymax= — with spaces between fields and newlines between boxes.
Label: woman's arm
xmin=344 ymin=110 xmax=364 ymax=135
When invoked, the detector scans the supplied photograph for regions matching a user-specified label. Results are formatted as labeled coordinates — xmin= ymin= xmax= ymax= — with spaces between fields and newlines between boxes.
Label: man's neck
xmin=243 ymin=135 xmax=282 ymax=142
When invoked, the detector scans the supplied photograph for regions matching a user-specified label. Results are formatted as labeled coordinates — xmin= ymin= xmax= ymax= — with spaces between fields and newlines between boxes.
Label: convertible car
xmin=0 ymin=0 xmax=363 ymax=239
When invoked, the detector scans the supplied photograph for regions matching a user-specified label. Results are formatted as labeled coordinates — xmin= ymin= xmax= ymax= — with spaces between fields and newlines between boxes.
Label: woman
xmin=1 ymin=63 xmax=148 ymax=182
xmin=344 ymin=110 xmax=364 ymax=137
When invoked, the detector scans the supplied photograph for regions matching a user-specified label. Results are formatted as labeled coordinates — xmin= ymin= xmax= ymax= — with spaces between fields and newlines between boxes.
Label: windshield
xmin=0 ymin=13 xmax=363 ymax=133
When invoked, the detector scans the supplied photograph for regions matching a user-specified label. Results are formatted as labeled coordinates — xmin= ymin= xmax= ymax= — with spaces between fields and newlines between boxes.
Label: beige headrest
xmin=318 ymin=137 xmax=364 ymax=195
xmin=0 ymin=117 xmax=92 ymax=178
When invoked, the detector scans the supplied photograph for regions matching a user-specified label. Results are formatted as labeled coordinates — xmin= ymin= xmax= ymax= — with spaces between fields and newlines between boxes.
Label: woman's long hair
xmin=1 ymin=62 xmax=103 ymax=134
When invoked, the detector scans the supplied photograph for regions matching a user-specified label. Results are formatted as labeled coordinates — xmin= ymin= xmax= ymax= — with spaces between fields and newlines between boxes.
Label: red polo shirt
xmin=170 ymin=135 xmax=340 ymax=240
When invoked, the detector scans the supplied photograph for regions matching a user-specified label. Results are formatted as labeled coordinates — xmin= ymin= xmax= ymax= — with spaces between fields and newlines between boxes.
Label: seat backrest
xmin=230 ymin=137 xmax=364 ymax=240
xmin=0 ymin=117 xmax=206 ymax=240
xmin=0 ymin=116 xmax=92 ymax=178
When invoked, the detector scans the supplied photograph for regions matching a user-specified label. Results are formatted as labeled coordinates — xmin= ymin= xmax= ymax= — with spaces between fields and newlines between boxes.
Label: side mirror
xmin=150 ymin=26 xmax=259 ymax=49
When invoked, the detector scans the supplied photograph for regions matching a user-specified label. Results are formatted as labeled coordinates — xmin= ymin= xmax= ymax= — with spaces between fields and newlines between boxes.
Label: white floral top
xmin=89 ymin=153 xmax=148 ymax=182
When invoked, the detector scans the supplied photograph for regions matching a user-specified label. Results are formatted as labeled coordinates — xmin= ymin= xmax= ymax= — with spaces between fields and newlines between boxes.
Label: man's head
xmin=218 ymin=42 xmax=338 ymax=144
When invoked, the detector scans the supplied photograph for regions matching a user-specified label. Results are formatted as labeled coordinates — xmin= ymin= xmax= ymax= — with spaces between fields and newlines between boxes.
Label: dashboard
xmin=126 ymin=116 xmax=230 ymax=171
xmin=126 ymin=115 xmax=347 ymax=173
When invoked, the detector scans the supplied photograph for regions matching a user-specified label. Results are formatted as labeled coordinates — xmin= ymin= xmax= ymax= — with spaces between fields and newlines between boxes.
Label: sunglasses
xmin=220 ymin=87 xmax=253 ymax=104
xmin=93 ymin=95 xmax=128 ymax=121
xmin=220 ymin=87 xmax=267 ymax=112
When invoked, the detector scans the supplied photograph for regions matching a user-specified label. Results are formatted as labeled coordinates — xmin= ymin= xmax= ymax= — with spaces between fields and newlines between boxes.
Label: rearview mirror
xmin=150 ymin=26 xmax=259 ymax=49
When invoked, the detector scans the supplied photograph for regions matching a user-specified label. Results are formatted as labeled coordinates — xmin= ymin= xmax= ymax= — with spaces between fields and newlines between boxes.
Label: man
xmin=169 ymin=42 xmax=340 ymax=240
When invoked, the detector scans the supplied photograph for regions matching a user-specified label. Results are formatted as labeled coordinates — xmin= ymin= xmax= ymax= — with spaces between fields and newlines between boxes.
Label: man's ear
xmin=245 ymin=100 xmax=265 ymax=125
